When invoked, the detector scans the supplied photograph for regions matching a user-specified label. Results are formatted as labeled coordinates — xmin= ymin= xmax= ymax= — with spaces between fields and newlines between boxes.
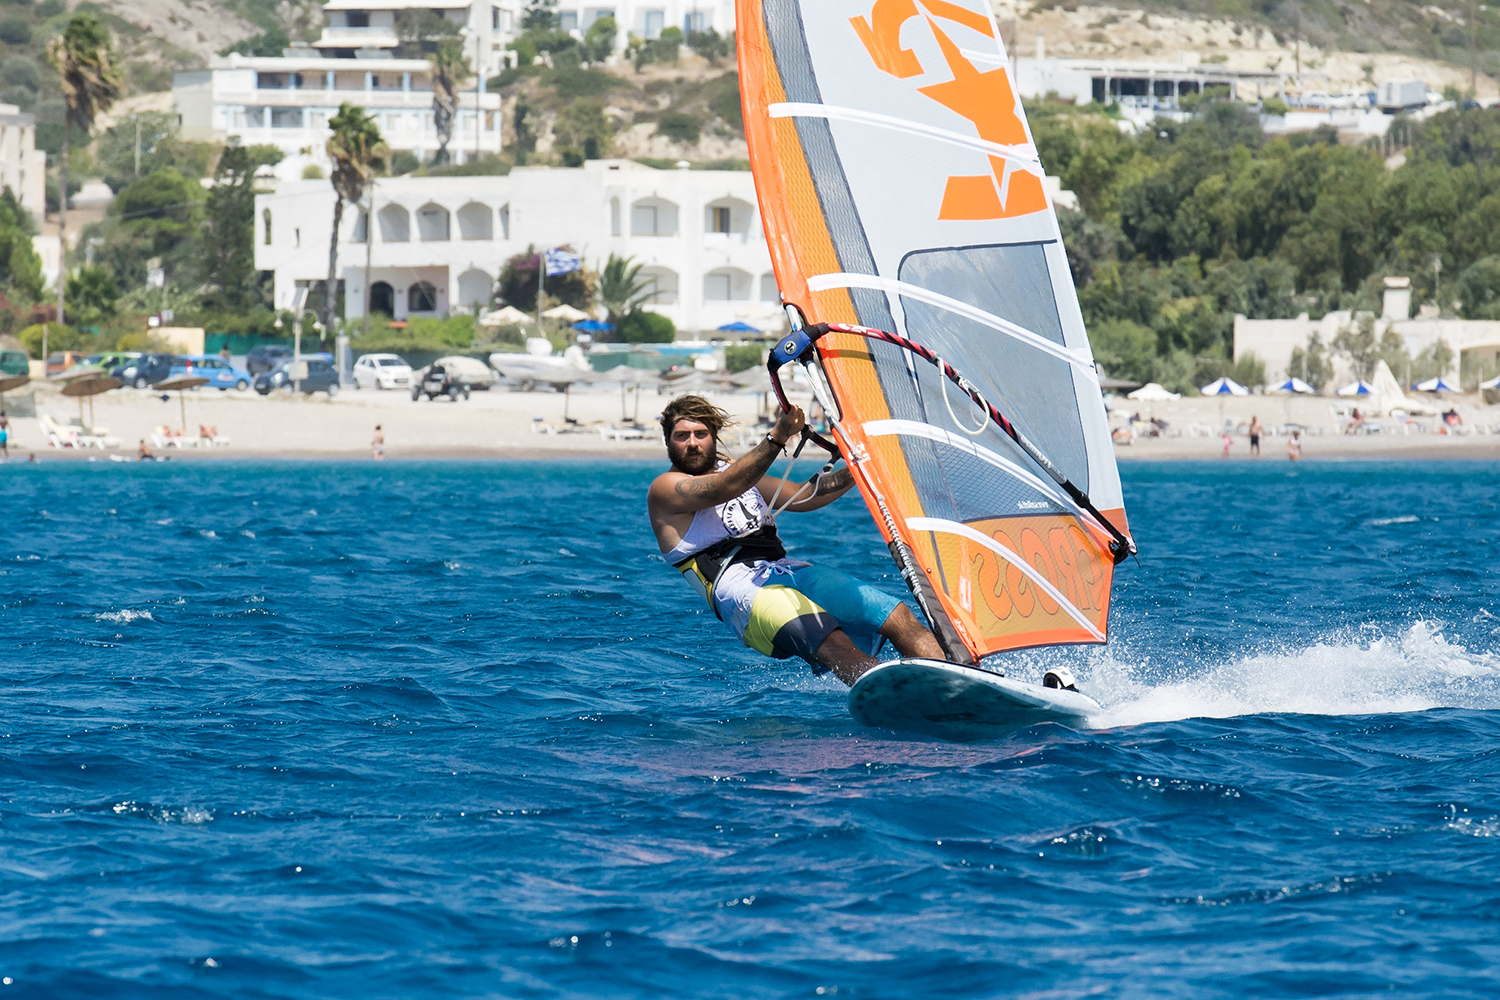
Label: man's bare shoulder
xmin=647 ymin=468 xmax=692 ymax=506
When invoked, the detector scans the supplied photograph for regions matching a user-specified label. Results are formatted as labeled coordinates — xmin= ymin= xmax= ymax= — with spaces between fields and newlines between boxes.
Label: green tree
xmin=428 ymin=39 xmax=471 ymax=166
xmin=597 ymin=253 xmax=651 ymax=329
xmin=112 ymin=168 xmax=206 ymax=259
xmin=687 ymin=28 xmax=732 ymax=64
xmin=325 ymin=104 xmax=388 ymax=333
xmin=1089 ymin=317 xmax=1156 ymax=383
xmin=1333 ymin=314 xmax=1379 ymax=381
xmin=618 ymin=308 xmax=674 ymax=343
xmin=221 ymin=26 xmax=290 ymax=58
xmin=1458 ymin=254 xmax=1500 ymax=318
xmin=498 ymin=244 xmax=592 ymax=313
xmin=553 ymin=99 xmax=613 ymax=164
xmin=47 ymin=11 xmax=122 ymax=323
xmin=202 ymin=139 xmax=283 ymax=311
xmin=522 ymin=0 xmax=558 ymax=30
xmin=65 ymin=266 xmax=118 ymax=326
xmin=581 ymin=15 xmax=617 ymax=64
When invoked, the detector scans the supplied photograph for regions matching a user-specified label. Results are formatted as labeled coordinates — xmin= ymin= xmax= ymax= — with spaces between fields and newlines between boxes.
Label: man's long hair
xmin=660 ymin=394 xmax=732 ymax=443
xmin=660 ymin=394 xmax=733 ymax=467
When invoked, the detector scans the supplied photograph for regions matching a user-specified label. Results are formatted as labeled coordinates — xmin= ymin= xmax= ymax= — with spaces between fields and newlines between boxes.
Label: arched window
xmin=639 ymin=266 xmax=679 ymax=305
xmin=408 ymin=280 xmax=438 ymax=313
xmin=262 ymin=208 xmax=272 ymax=245
xmin=499 ymin=204 xmax=510 ymax=240
xmin=416 ymin=202 xmax=450 ymax=241
xmin=760 ymin=272 xmax=779 ymax=303
xmin=703 ymin=268 xmax=751 ymax=302
xmin=369 ymin=281 xmax=394 ymax=316
xmin=456 ymin=269 xmax=492 ymax=311
xmin=630 ymin=197 xmax=679 ymax=236
xmin=456 ymin=202 xmax=492 ymax=240
xmin=705 ymin=197 xmax=752 ymax=236
xmin=378 ymin=204 xmax=410 ymax=242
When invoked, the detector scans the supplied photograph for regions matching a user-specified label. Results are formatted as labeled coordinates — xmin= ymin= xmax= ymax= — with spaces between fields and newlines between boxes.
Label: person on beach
xmin=1345 ymin=408 xmax=1364 ymax=434
xmin=137 ymin=439 xmax=153 ymax=460
xmin=1221 ymin=430 xmax=1233 ymax=457
xmin=0 ymin=411 xmax=8 ymax=459
xmin=1288 ymin=430 xmax=1301 ymax=461
xmin=1248 ymin=415 xmax=1263 ymax=456
xmin=647 ymin=394 xmax=942 ymax=686
xmin=372 ymin=425 xmax=384 ymax=461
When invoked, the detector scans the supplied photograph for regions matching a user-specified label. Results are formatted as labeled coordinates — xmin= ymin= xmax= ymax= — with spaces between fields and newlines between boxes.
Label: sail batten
xmin=741 ymin=0 xmax=1132 ymax=660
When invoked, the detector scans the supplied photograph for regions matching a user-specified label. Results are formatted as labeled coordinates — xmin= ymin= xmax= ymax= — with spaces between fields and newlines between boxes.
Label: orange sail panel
xmin=738 ymin=0 xmax=1130 ymax=660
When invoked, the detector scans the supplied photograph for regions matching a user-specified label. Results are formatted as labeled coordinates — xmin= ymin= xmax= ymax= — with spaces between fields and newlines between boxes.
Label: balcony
xmin=220 ymin=89 xmax=500 ymax=111
xmin=314 ymin=25 xmax=399 ymax=46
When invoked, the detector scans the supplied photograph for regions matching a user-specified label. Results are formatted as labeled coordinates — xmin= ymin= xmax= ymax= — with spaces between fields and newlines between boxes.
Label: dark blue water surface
xmin=4 ymin=458 xmax=1500 ymax=998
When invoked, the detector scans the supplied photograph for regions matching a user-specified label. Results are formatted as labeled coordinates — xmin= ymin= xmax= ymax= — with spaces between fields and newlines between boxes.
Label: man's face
xmin=667 ymin=418 xmax=716 ymax=475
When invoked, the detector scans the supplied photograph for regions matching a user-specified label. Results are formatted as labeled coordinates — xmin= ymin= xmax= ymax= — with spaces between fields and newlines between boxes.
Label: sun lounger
xmin=38 ymin=415 xmax=79 ymax=448
xmin=597 ymin=424 xmax=646 ymax=442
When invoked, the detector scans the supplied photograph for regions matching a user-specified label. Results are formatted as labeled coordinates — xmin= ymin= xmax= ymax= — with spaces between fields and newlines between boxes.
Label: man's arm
xmin=759 ymin=465 xmax=856 ymax=513
xmin=649 ymin=407 xmax=807 ymax=515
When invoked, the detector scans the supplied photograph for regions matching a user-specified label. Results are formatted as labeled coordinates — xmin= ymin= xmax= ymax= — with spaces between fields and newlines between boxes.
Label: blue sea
xmin=3 ymin=458 xmax=1500 ymax=998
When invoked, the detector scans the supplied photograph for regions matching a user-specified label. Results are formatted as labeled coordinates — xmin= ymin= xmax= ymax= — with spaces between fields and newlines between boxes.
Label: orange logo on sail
xmin=849 ymin=0 xmax=1047 ymax=221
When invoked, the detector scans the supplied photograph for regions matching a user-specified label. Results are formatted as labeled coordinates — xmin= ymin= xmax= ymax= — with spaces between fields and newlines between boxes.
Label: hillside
xmin=997 ymin=0 xmax=1499 ymax=98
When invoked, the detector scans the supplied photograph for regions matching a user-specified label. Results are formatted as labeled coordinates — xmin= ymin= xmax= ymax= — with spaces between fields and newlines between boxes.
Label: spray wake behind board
xmin=739 ymin=0 xmax=1136 ymax=733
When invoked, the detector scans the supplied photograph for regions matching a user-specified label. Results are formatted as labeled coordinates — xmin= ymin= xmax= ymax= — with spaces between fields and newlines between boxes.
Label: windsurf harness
xmin=667 ymin=467 xmax=788 ymax=615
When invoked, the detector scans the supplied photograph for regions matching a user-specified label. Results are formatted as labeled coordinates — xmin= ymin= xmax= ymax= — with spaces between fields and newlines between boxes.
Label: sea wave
xmin=1088 ymin=621 xmax=1500 ymax=728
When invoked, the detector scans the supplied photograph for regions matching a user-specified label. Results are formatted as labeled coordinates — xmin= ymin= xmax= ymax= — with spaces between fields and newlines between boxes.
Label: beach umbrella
xmin=597 ymin=364 xmax=655 ymax=421
xmin=1481 ymin=374 xmax=1500 ymax=390
xmin=1274 ymin=377 xmax=1315 ymax=394
xmin=572 ymin=319 xmax=612 ymax=333
xmin=480 ymin=305 xmax=532 ymax=327
xmin=61 ymin=375 xmax=121 ymax=433
xmin=153 ymin=374 xmax=210 ymax=433
xmin=1413 ymin=375 xmax=1459 ymax=393
xmin=1200 ymin=376 xmax=1250 ymax=396
xmin=541 ymin=304 xmax=590 ymax=323
xmin=51 ymin=365 xmax=108 ymax=384
xmin=717 ymin=321 xmax=761 ymax=333
xmin=0 ymin=372 xmax=28 ymax=411
xmin=1334 ymin=379 xmax=1374 ymax=397
xmin=1126 ymin=382 xmax=1181 ymax=401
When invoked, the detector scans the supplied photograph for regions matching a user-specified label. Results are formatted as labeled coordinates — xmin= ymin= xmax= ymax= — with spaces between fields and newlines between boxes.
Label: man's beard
xmin=669 ymin=439 xmax=716 ymax=475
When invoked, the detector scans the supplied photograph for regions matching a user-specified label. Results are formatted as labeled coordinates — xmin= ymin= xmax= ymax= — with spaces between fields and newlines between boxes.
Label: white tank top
xmin=664 ymin=463 xmax=772 ymax=564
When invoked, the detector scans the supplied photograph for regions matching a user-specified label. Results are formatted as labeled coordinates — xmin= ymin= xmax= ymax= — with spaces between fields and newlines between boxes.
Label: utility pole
xmin=362 ymin=181 xmax=374 ymax=341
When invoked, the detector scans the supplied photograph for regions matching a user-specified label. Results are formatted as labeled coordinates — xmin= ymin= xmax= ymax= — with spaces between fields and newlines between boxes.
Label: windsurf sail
xmin=739 ymin=0 xmax=1135 ymax=664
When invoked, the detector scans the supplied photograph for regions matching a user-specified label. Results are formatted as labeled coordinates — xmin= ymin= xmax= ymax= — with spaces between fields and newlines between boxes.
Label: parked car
xmin=84 ymin=351 xmax=141 ymax=374
xmin=45 ymin=351 xmax=88 ymax=377
xmin=353 ymin=353 xmax=413 ymax=390
xmin=112 ymin=353 xmax=175 ymax=388
xmin=411 ymin=361 xmax=471 ymax=401
xmin=245 ymin=344 xmax=293 ymax=375
xmin=170 ymin=354 xmax=252 ymax=391
xmin=254 ymin=354 xmax=339 ymax=396
xmin=0 ymin=348 xmax=28 ymax=376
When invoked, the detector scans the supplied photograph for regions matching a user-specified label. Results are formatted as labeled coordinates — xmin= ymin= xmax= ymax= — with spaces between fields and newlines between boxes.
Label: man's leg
xmin=812 ymin=629 xmax=877 ymax=686
xmin=879 ymin=603 xmax=945 ymax=660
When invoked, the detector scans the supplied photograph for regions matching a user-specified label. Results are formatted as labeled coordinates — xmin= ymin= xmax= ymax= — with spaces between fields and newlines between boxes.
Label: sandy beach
xmin=7 ymin=380 xmax=1500 ymax=462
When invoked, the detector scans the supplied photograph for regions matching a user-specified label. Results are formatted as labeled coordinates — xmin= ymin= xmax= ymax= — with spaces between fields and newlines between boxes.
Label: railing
xmin=316 ymin=26 xmax=399 ymax=42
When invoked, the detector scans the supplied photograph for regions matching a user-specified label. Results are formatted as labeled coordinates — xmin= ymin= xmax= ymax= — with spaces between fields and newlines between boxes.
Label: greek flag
xmin=544 ymin=248 xmax=581 ymax=276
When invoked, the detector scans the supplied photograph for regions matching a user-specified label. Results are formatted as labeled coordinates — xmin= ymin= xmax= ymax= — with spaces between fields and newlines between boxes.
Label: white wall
xmin=255 ymin=160 xmax=778 ymax=331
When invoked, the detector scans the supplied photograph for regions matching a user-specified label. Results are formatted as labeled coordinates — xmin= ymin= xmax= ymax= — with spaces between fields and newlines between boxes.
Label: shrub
xmin=18 ymin=322 xmax=82 ymax=356
xmin=724 ymin=343 xmax=763 ymax=373
xmin=618 ymin=309 xmax=674 ymax=343
xmin=657 ymin=112 xmax=701 ymax=144
xmin=0 ymin=16 xmax=31 ymax=45
xmin=301 ymin=164 xmax=324 ymax=179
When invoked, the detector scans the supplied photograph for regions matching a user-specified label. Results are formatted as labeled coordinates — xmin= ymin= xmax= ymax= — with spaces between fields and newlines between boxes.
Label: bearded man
xmin=647 ymin=394 xmax=942 ymax=684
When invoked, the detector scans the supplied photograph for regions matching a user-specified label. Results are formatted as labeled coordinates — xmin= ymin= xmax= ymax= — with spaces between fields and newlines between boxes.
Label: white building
xmin=553 ymin=1 xmax=735 ymax=41
xmin=175 ymin=0 xmax=512 ymax=181
xmin=254 ymin=159 xmax=778 ymax=333
xmin=1234 ymin=278 xmax=1500 ymax=386
xmin=0 ymin=103 xmax=45 ymax=226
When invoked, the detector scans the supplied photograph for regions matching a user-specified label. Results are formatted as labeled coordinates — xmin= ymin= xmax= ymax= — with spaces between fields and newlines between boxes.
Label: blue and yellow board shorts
xmin=711 ymin=559 xmax=903 ymax=672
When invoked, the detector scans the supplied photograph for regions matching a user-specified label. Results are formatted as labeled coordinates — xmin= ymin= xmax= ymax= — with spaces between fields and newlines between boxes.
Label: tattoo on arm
xmin=810 ymin=467 xmax=854 ymax=498
xmin=672 ymin=437 xmax=782 ymax=503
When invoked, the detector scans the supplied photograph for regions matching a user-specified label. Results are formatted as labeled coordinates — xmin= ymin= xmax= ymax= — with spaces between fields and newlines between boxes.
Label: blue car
xmin=171 ymin=354 xmax=253 ymax=391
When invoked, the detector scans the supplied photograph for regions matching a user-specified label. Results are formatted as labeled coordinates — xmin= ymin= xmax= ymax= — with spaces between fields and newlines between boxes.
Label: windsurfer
xmin=648 ymin=395 xmax=943 ymax=685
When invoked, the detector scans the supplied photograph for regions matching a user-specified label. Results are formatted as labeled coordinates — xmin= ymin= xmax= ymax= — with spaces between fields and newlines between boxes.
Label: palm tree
xmin=429 ymin=39 xmax=471 ymax=166
xmin=325 ymin=103 xmax=387 ymax=335
xmin=46 ymin=12 xmax=121 ymax=323
xmin=598 ymin=253 xmax=652 ymax=330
